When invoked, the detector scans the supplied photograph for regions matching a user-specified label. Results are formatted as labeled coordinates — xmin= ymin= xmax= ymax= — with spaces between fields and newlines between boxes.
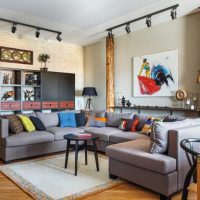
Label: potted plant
xmin=38 ymin=54 xmax=50 ymax=71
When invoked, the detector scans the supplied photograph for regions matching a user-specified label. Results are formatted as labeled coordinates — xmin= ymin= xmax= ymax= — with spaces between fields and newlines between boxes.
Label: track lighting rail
xmin=0 ymin=17 xmax=62 ymax=41
xmin=106 ymin=4 xmax=179 ymax=32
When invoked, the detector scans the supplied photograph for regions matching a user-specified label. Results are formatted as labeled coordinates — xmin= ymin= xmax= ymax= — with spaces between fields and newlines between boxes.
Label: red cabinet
xmin=1 ymin=102 xmax=21 ymax=110
xmin=42 ymin=101 xmax=58 ymax=109
xmin=59 ymin=101 xmax=74 ymax=109
xmin=23 ymin=102 xmax=41 ymax=110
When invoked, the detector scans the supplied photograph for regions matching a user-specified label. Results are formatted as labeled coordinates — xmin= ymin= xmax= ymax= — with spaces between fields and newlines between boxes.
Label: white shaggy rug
xmin=0 ymin=151 xmax=123 ymax=200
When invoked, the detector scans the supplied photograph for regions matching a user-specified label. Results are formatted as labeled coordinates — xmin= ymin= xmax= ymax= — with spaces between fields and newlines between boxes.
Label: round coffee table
xmin=64 ymin=133 xmax=99 ymax=176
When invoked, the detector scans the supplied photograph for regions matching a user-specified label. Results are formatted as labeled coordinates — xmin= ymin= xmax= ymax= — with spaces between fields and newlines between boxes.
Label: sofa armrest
xmin=168 ymin=126 xmax=200 ymax=190
xmin=0 ymin=118 xmax=9 ymax=146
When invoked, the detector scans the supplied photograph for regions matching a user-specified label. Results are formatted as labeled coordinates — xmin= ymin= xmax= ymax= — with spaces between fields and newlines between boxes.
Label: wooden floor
xmin=0 ymin=157 xmax=197 ymax=200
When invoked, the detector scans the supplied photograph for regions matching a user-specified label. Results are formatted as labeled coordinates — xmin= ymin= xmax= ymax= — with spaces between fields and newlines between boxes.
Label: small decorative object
xmin=0 ymin=46 xmax=33 ymax=64
xmin=24 ymin=90 xmax=34 ymax=101
xmin=2 ymin=91 xmax=14 ymax=100
xmin=175 ymin=89 xmax=187 ymax=108
xmin=196 ymin=69 xmax=200 ymax=83
xmin=38 ymin=54 xmax=50 ymax=71
xmin=121 ymin=96 xmax=126 ymax=107
xmin=3 ymin=74 xmax=9 ymax=84
xmin=25 ymin=74 xmax=38 ymax=85
xmin=126 ymin=100 xmax=131 ymax=107
xmin=10 ymin=76 xmax=14 ymax=84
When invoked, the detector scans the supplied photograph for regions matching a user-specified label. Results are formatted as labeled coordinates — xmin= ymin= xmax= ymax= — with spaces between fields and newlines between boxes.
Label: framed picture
xmin=0 ymin=46 xmax=33 ymax=65
xmin=133 ymin=49 xmax=178 ymax=97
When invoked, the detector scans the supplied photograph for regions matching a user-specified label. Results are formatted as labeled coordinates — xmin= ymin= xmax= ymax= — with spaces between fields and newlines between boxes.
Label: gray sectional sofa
xmin=0 ymin=111 xmax=198 ymax=200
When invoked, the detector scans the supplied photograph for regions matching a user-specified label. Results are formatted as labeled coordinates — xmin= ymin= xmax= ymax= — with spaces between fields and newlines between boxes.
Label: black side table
xmin=64 ymin=133 xmax=99 ymax=176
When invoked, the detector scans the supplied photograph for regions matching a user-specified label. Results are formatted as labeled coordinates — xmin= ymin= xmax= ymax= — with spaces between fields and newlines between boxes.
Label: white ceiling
xmin=0 ymin=0 xmax=199 ymax=45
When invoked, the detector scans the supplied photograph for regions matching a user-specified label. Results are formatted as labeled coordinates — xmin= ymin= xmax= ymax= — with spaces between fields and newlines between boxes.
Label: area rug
xmin=0 ymin=151 xmax=123 ymax=200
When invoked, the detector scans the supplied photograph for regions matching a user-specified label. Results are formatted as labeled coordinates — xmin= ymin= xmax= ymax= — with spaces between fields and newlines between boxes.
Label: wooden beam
xmin=106 ymin=37 xmax=115 ymax=112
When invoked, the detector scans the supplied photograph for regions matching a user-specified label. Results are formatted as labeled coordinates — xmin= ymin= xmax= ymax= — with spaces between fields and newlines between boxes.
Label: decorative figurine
xmin=24 ymin=90 xmax=34 ymax=101
xmin=3 ymin=74 xmax=9 ymax=84
xmin=126 ymin=100 xmax=131 ymax=107
xmin=2 ymin=91 xmax=14 ymax=100
xmin=121 ymin=96 xmax=126 ymax=107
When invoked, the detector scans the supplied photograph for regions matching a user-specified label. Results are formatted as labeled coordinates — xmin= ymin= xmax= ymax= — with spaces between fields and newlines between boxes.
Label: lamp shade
xmin=82 ymin=87 xmax=97 ymax=96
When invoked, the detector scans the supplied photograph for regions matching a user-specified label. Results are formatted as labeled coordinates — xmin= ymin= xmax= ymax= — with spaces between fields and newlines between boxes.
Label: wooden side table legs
xmin=65 ymin=139 xmax=70 ymax=168
xmin=93 ymin=139 xmax=99 ymax=171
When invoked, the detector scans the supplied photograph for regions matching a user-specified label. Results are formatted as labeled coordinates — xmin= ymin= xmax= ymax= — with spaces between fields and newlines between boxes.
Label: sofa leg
xmin=109 ymin=173 xmax=118 ymax=179
xmin=160 ymin=194 xmax=171 ymax=200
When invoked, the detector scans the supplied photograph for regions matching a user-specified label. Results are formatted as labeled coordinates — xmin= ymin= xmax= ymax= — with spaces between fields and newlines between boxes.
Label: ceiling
xmin=0 ymin=0 xmax=199 ymax=45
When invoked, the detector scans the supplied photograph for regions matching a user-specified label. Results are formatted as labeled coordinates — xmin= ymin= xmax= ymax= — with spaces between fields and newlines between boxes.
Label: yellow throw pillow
xmin=18 ymin=115 xmax=36 ymax=132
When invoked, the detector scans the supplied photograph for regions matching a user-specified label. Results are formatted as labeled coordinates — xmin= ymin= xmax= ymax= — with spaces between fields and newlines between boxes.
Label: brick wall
xmin=0 ymin=31 xmax=84 ymax=91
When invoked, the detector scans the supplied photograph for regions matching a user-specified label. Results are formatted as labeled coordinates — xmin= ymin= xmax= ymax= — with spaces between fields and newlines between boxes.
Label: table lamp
xmin=82 ymin=87 xmax=97 ymax=110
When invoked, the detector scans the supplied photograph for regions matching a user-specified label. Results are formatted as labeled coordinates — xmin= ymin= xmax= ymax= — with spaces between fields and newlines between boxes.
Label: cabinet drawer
xmin=59 ymin=101 xmax=74 ymax=109
xmin=1 ymin=102 xmax=21 ymax=110
xmin=42 ymin=101 xmax=58 ymax=109
xmin=23 ymin=102 xmax=41 ymax=110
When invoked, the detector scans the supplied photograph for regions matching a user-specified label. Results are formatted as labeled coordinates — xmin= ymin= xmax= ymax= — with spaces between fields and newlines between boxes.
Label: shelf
xmin=22 ymin=85 xmax=41 ymax=87
xmin=1 ymin=84 xmax=21 ymax=87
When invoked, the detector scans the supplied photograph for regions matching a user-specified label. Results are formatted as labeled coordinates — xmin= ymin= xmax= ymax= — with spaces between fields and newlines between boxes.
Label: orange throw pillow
xmin=131 ymin=119 xmax=139 ymax=132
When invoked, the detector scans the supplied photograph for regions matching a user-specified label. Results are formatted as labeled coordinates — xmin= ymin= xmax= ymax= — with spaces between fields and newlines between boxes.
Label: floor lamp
xmin=82 ymin=87 xmax=97 ymax=110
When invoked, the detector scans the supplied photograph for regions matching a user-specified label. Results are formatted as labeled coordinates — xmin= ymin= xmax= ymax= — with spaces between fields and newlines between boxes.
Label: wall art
xmin=0 ymin=46 xmax=33 ymax=65
xmin=133 ymin=49 xmax=178 ymax=97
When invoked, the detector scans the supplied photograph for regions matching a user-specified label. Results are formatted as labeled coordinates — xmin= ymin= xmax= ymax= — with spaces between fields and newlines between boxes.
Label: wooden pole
xmin=106 ymin=37 xmax=115 ymax=112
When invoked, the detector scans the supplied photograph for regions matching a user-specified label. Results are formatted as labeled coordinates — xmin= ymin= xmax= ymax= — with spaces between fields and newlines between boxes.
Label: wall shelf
xmin=111 ymin=106 xmax=200 ymax=117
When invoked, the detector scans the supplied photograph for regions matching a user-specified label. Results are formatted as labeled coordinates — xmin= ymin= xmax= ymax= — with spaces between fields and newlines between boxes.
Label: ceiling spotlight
xmin=11 ymin=23 xmax=17 ymax=33
xmin=108 ymin=30 xmax=113 ymax=38
xmin=170 ymin=8 xmax=177 ymax=20
xmin=146 ymin=16 xmax=151 ymax=28
xmin=125 ymin=23 xmax=131 ymax=34
xmin=56 ymin=33 xmax=62 ymax=41
xmin=35 ymin=28 xmax=40 ymax=38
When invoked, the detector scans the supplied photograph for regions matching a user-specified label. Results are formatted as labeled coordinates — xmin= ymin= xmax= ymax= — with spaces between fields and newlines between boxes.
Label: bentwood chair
xmin=180 ymin=138 xmax=200 ymax=200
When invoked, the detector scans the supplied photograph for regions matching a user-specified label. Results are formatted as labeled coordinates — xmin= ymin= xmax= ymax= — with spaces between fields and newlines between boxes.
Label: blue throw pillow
xmin=58 ymin=112 xmax=76 ymax=127
xmin=75 ymin=113 xmax=86 ymax=126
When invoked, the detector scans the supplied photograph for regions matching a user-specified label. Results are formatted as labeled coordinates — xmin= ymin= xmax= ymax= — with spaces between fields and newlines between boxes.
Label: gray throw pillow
xmin=36 ymin=112 xmax=59 ymax=127
xmin=150 ymin=119 xmax=191 ymax=154
xmin=106 ymin=112 xmax=134 ymax=127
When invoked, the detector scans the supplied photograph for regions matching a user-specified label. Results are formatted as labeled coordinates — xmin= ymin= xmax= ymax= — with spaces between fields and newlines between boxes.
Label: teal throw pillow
xmin=58 ymin=112 xmax=76 ymax=127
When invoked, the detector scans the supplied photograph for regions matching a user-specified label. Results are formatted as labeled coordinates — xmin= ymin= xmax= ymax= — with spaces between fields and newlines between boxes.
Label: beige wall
xmin=0 ymin=32 xmax=84 ymax=91
xmin=84 ymin=12 xmax=200 ymax=110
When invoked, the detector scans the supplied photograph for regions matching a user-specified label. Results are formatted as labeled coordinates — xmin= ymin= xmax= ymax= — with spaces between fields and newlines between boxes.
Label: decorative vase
xmin=121 ymin=96 xmax=126 ymax=107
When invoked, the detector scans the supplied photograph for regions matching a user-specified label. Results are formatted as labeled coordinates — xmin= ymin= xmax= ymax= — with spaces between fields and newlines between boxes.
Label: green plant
xmin=38 ymin=54 xmax=50 ymax=63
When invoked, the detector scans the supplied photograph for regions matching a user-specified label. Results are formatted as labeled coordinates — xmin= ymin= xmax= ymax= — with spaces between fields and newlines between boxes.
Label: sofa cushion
xmin=84 ymin=127 xmax=121 ymax=141
xmin=106 ymin=139 xmax=176 ymax=174
xmin=30 ymin=116 xmax=46 ymax=131
xmin=46 ymin=127 xmax=84 ymax=141
xmin=58 ymin=112 xmax=76 ymax=127
xmin=3 ymin=115 xmax=23 ymax=134
xmin=109 ymin=132 xmax=149 ymax=143
xmin=36 ymin=112 xmax=59 ymax=128
xmin=18 ymin=115 xmax=36 ymax=132
xmin=150 ymin=119 xmax=191 ymax=154
xmin=134 ymin=114 xmax=149 ymax=131
xmin=75 ymin=113 xmax=86 ymax=126
xmin=106 ymin=112 xmax=134 ymax=127
xmin=2 ymin=131 xmax=54 ymax=147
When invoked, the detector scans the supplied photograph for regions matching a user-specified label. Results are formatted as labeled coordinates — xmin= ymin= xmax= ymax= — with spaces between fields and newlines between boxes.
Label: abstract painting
xmin=133 ymin=49 xmax=178 ymax=97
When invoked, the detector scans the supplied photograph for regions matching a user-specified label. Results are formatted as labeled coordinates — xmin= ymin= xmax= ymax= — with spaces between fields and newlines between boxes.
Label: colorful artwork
xmin=133 ymin=50 xmax=178 ymax=97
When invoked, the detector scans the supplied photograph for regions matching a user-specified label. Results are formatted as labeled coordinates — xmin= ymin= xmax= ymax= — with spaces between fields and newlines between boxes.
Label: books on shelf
xmin=72 ymin=133 xmax=92 ymax=138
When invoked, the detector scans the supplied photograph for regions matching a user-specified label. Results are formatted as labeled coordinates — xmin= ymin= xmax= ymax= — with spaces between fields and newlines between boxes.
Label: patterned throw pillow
xmin=89 ymin=117 xmax=106 ymax=127
xmin=141 ymin=117 xmax=162 ymax=135
xmin=18 ymin=115 xmax=36 ymax=133
xmin=119 ymin=119 xmax=139 ymax=132
xmin=3 ymin=115 xmax=23 ymax=134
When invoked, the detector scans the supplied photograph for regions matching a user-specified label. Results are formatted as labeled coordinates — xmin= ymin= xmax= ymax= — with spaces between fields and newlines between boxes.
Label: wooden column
xmin=106 ymin=37 xmax=115 ymax=112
